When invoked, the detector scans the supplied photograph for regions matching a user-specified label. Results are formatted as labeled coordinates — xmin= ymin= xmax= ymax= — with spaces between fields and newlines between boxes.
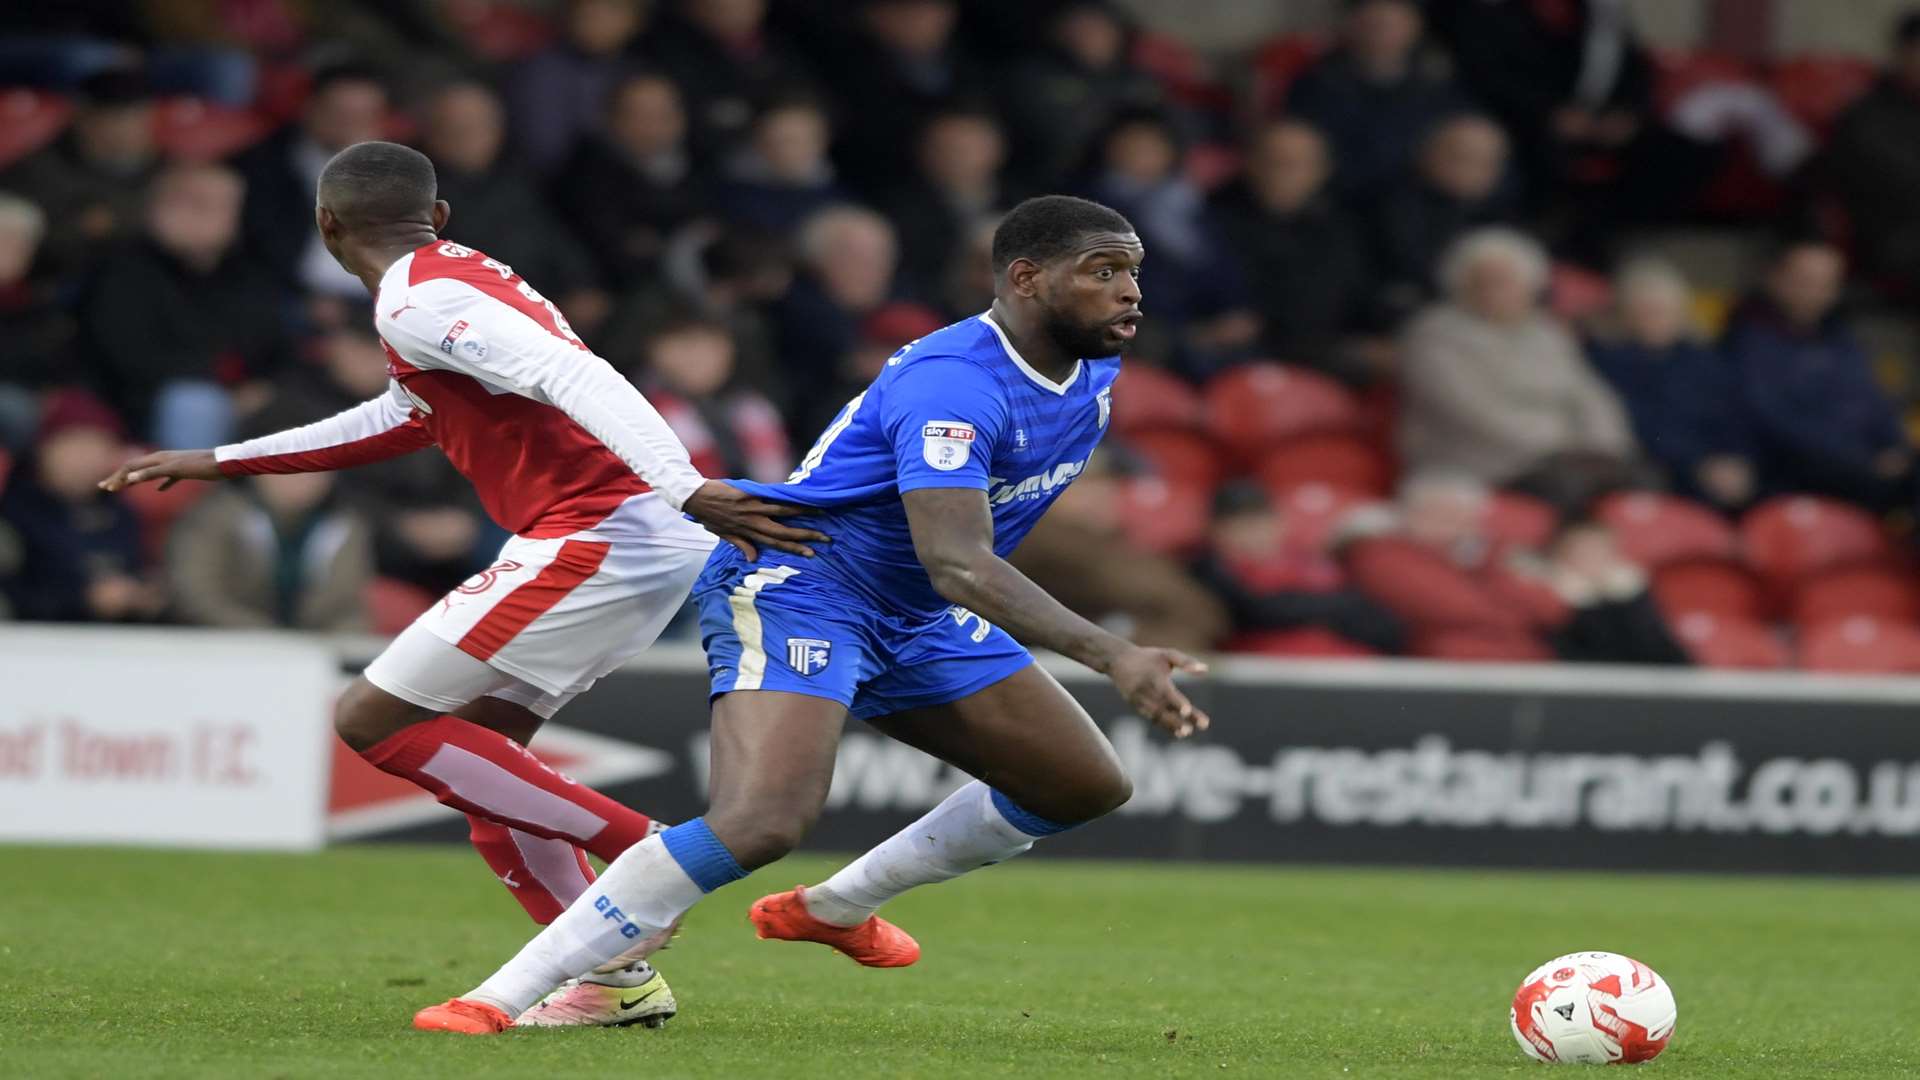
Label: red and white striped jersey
xmin=215 ymin=241 xmax=706 ymax=538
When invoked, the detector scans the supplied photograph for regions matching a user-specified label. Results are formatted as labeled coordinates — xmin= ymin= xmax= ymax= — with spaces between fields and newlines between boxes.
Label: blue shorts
xmin=693 ymin=548 xmax=1033 ymax=721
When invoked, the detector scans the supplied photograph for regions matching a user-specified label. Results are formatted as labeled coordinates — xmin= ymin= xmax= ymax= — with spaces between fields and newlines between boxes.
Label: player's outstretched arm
xmin=903 ymin=486 xmax=1210 ymax=738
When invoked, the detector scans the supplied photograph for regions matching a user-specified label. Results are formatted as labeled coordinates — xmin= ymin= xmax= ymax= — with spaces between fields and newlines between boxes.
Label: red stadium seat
xmin=1121 ymin=428 xmax=1225 ymax=494
xmin=364 ymin=577 xmax=438 ymax=635
xmin=1740 ymin=495 xmax=1896 ymax=587
xmin=1109 ymin=363 xmax=1203 ymax=434
xmin=1118 ymin=475 xmax=1210 ymax=556
xmin=1206 ymin=363 xmax=1361 ymax=466
xmin=1130 ymin=31 xmax=1235 ymax=112
xmin=1485 ymin=491 xmax=1559 ymax=551
xmin=1653 ymin=557 xmax=1768 ymax=621
xmin=1257 ymin=434 xmax=1392 ymax=497
xmin=254 ymin=63 xmax=312 ymax=122
xmin=1790 ymin=565 xmax=1920 ymax=627
xmin=1799 ymin=616 xmax=1920 ymax=674
xmin=1227 ymin=627 xmax=1379 ymax=659
xmin=1770 ymin=54 xmax=1878 ymax=132
xmin=1414 ymin=628 xmax=1554 ymax=663
xmin=1596 ymin=492 xmax=1737 ymax=567
xmin=0 ymin=89 xmax=73 ymax=168
xmin=444 ymin=0 xmax=557 ymax=61
xmin=153 ymin=97 xmax=277 ymax=160
xmin=1649 ymin=47 xmax=1756 ymax=115
xmin=1250 ymin=33 xmax=1328 ymax=113
xmin=1267 ymin=482 xmax=1378 ymax=552
xmin=1669 ymin=612 xmax=1790 ymax=669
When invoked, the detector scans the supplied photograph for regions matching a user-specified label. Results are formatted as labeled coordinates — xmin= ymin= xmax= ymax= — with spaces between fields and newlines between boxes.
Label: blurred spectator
xmin=1399 ymin=228 xmax=1635 ymax=490
xmin=828 ymin=0 xmax=987 ymax=192
xmin=506 ymin=0 xmax=654 ymax=172
xmin=0 ymin=68 xmax=159 ymax=277
xmin=1343 ymin=473 xmax=1563 ymax=658
xmin=0 ymin=391 xmax=163 ymax=623
xmin=1824 ymin=10 xmax=1920 ymax=294
xmin=1587 ymin=259 xmax=1758 ymax=510
xmin=234 ymin=62 xmax=391 ymax=295
xmin=554 ymin=71 xmax=708 ymax=290
xmin=1427 ymin=0 xmax=1654 ymax=197
xmin=1208 ymin=119 xmax=1384 ymax=381
xmin=81 ymin=162 xmax=285 ymax=449
xmin=1196 ymin=482 xmax=1405 ymax=653
xmin=633 ymin=312 xmax=791 ymax=483
xmin=1288 ymin=0 xmax=1471 ymax=209
xmin=267 ymin=320 xmax=490 ymax=597
xmin=652 ymin=0 xmax=813 ymax=158
xmin=1522 ymin=517 xmax=1689 ymax=664
xmin=1724 ymin=241 xmax=1915 ymax=511
xmin=776 ymin=205 xmax=899 ymax=424
xmin=421 ymin=80 xmax=608 ymax=333
xmin=998 ymin=0 xmax=1161 ymax=189
xmin=885 ymin=105 xmax=1014 ymax=300
xmin=166 ymin=462 xmax=373 ymax=632
xmin=1375 ymin=114 xmax=1517 ymax=319
xmin=1082 ymin=107 xmax=1255 ymax=366
xmin=1008 ymin=451 xmax=1229 ymax=654
xmin=715 ymin=95 xmax=847 ymax=236
xmin=0 ymin=194 xmax=76 ymax=450
xmin=935 ymin=215 xmax=1000 ymax=322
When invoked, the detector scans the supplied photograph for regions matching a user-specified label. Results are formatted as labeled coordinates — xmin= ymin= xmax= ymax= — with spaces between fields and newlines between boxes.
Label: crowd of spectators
xmin=4 ymin=0 xmax=1920 ymax=673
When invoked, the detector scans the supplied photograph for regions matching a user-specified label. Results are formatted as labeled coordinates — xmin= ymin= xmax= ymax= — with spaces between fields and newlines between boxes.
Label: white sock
xmin=466 ymin=835 xmax=702 ymax=1017
xmin=803 ymin=781 xmax=1039 ymax=927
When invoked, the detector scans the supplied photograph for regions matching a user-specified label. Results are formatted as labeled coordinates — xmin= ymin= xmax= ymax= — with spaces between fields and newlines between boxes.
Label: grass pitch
xmin=3 ymin=845 xmax=1916 ymax=1079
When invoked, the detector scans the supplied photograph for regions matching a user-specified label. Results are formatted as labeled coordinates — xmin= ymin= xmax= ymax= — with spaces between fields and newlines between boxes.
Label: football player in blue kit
xmin=415 ymin=195 xmax=1210 ymax=1032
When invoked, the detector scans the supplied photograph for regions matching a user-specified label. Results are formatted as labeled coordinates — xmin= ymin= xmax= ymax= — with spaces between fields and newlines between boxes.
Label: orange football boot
xmin=412 ymin=998 xmax=512 ymax=1034
xmin=748 ymin=886 xmax=921 ymax=968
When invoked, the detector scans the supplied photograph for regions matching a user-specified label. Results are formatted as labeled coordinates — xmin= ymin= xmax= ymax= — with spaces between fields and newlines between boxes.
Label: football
xmin=1510 ymin=951 xmax=1678 ymax=1065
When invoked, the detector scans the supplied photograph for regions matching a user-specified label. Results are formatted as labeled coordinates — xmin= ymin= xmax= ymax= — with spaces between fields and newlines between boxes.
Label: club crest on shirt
xmin=787 ymin=637 xmax=832 ymax=676
xmin=922 ymin=420 xmax=976 ymax=471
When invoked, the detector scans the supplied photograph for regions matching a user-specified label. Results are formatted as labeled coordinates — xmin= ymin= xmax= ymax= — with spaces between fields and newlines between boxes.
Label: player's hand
xmin=683 ymin=480 xmax=829 ymax=561
xmin=1107 ymin=645 xmax=1211 ymax=738
xmin=98 ymin=449 xmax=224 ymax=493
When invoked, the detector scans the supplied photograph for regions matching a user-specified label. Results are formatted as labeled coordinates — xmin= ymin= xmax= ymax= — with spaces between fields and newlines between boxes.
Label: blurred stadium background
xmin=5 ymin=1 xmax=1920 ymax=1075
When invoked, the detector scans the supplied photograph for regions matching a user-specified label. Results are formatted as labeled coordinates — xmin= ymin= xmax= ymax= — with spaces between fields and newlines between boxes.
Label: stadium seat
xmin=1770 ymin=53 xmax=1878 ymax=133
xmin=1413 ymin=628 xmax=1554 ymax=663
xmin=1108 ymin=363 xmax=1203 ymax=434
xmin=1129 ymin=30 xmax=1235 ymax=112
xmin=0 ymin=446 xmax=11 ymax=497
xmin=1256 ymin=433 xmax=1392 ymax=497
xmin=1798 ymin=616 xmax=1920 ymax=675
xmin=254 ymin=63 xmax=312 ymax=122
xmin=1227 ymin=627 xmax=1379 ymax=659
xmin=1118 ymin=475 xmax=1210 ymax=556
xmin=1649 ymin=47 xmax=1756 ymax=115
xmin=1790 ymin=565 xmax=1920 ymax=627
xmin=1653 ymin=557 xmax=1769 ymax=621
xmin=1485 ymin=491 xmax=1559 ymax=551
xmin=1740 ymin=495 xmax=1896 ymax=587
xmin=1250 ymin=33 xmax=1327 ymax=114
xmin=0 ymin=89 xmax=73 ymax=169
xmin=1595 ymin=492 xmax=1737 ymax=567
xmin=1121 ymin=428 xmax=1225 ymax=495
xmin=1205 ymin=363 xmax=1360 ymax=466
xmin=1670 ymin=612 xmax=1791 ymax=669
xmin=363 ymin=577 xmax=438 ymax=636
xmin=1266 ymin=481 xmax=1378 ymax=552
xmin=153 ymin=97 xmax=277 ymax=160
xmin=443 ymin=0 xmax=557 ymax=61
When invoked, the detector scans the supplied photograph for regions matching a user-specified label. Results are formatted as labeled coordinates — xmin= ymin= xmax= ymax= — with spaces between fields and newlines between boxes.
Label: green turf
xmin=2 ymin=845 xmax=1916 ymax=1078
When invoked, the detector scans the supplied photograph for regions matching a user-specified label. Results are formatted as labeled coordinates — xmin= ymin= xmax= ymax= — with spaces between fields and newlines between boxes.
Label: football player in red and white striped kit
xmin=101 ymin=141 xmax=825 ymax=1027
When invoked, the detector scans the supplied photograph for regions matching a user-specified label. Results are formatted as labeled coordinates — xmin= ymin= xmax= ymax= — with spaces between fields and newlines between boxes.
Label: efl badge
xmin=922 ymin=420 xmax=977 ymax=471
xmin=787 ymin=638 xmax=832 ymax=676
xmin=1096 ymin=386 xmax=1112 ymax=429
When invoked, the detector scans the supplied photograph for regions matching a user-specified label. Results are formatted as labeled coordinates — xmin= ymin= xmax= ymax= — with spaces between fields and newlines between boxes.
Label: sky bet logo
xmin=594 ymin=894 xmax=645 ymax=939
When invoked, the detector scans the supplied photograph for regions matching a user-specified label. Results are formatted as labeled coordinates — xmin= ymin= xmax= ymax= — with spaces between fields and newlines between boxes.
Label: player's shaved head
xmin=990 ymin=195 xmax=1134 ymax=276
xmin=317 ymin=140 xmax=439 ymax=228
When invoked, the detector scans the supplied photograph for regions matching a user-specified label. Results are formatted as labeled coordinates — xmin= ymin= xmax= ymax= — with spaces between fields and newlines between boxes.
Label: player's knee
xmin=1038 ymin=763 xmax=1132 ymax=826
xmin=706 ymin=799 xmax=820 ymax=869
xmin=332 ymin=679 xmax=420 ymax=753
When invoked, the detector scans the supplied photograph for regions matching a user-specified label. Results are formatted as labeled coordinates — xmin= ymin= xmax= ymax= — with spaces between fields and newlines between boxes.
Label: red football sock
xmin=360 ymin=715 xmax=653 ymax=862
xmin=466 ymin=815 xmax=598 ymax=924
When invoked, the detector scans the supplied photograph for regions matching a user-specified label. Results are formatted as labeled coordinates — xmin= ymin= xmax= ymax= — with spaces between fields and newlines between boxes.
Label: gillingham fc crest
xmin=787 ymin=638 xmax=832 ymax=676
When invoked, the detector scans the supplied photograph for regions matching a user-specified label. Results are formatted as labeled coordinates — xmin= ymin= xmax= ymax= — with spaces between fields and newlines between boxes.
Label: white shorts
xmin=364 ymin=494 xmax=716 ymax=719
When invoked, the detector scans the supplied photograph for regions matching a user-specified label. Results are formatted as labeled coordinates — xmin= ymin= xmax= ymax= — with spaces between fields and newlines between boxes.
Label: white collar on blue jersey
xmin=978 ymin=311 xmax=1082 ymax=396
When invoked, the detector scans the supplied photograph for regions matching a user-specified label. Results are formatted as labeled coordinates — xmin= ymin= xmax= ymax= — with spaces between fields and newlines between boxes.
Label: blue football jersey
xmin=727 ymin=311 xmax=1119 ymax=618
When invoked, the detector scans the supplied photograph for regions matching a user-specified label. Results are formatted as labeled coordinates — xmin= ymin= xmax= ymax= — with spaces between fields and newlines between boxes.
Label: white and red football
xmin=1509 ymin=951 xmax=1677 ymax=1065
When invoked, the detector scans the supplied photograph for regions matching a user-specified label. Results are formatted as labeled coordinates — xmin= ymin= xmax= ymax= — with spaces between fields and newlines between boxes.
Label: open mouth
xmin=1111 ymin=313 xmax=1142 ymax=340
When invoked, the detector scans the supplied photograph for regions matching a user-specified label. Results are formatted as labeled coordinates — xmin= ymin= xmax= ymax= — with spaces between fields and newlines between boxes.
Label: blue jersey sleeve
xmin=883 ymin=358 xmax=1010 ymax=494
